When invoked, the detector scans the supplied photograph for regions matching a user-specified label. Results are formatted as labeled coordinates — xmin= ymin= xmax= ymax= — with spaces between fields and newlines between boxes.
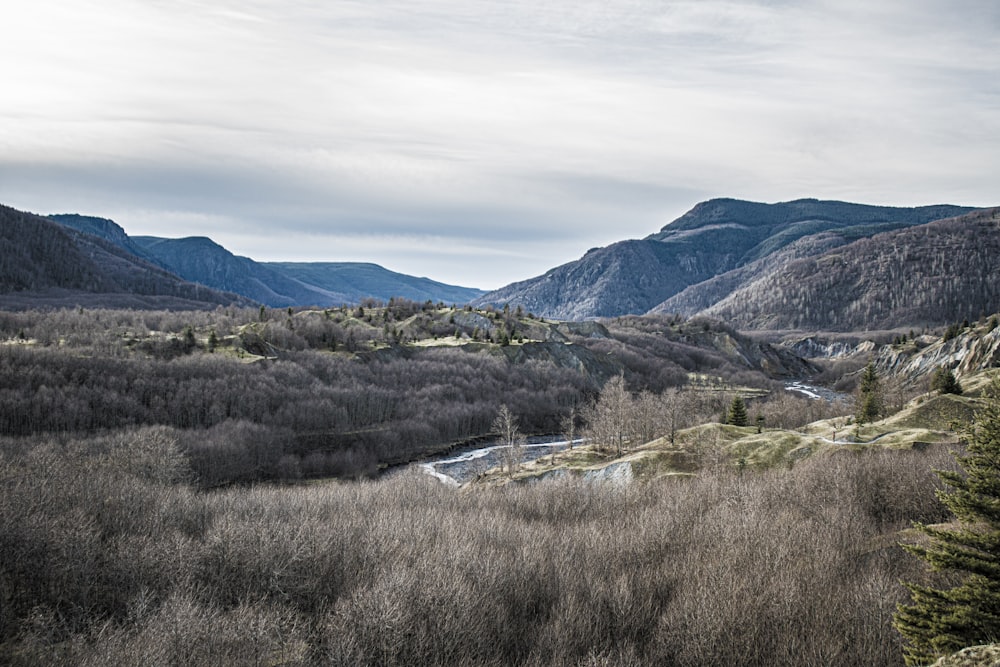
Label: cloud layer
xmin=2 ymin=0 xmax=998 ymax=288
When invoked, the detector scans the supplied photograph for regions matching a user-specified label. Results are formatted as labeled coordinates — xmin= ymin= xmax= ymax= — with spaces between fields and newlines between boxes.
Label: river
xmin=785 ymin=381 xmax=850 ymax=403
xmin=416 ymin=438 xmax=578 ymax=486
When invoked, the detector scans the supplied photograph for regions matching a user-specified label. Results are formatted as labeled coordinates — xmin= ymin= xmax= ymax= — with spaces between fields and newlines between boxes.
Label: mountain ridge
xmin=0 ymin=205 xmax=250 ymax=309
xmin=50 ymin=213 xmax=487 ymax=307
xmin=473 ymin=198 xmax=979 ymax=322
xmin=692 ymin=207 xmax=1000 ymax=331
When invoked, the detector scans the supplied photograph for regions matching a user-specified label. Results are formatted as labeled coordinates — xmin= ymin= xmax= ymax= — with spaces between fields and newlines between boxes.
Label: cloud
xmin=2 ymin=0 xmax=998 ymax=288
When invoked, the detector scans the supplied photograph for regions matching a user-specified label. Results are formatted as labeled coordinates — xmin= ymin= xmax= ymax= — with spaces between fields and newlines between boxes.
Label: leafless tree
xmin=493 ymin=404 xmax=525 ymax=478
xmin=586 ymin=375 xmax=632 ymax=456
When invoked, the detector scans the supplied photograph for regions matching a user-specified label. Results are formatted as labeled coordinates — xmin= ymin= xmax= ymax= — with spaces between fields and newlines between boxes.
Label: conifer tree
xmin=931 ymin=366 xmax=963 ymax=395
xmin=856 ymin=361 xmax=883 ymax=426
xmin=894 ymin=377 xmax=1000 ymax=664
xmin=727 ymin=395 xmax=748 ymax=427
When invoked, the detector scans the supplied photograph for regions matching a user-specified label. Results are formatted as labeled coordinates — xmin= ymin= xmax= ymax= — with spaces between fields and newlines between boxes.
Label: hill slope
xmin=694 ymin=208 xmax=1000 ymax=331
xmin=52 ymin=213 xmax=487 ymax=307
xmin=473 ymin=198 xmax=976 ymax=320
xmin=132 ymin=236 xmax=335 ymax=307
xmin=0 ymin=204 xmax=248 ymax=308
xmin=47 ymin=214 xmax=157 ymax=264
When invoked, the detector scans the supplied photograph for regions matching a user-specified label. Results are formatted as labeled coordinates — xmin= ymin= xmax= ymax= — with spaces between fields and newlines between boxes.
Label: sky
xmin=1 ymin=1 xmax=998 ymax=290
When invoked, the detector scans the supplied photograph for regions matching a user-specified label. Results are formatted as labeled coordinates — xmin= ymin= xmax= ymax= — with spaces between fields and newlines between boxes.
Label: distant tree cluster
xmin=583 ymin=376 xmax=719 ymax=454
xmin=570 ymin=314 xmax=785 ymax=393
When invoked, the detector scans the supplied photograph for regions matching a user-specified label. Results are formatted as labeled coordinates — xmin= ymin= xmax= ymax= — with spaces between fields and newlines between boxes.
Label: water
xmin=785 ymin=381 xmax=849 ymax=403
xmin=417 ymin=438 xmax=578 ymax=486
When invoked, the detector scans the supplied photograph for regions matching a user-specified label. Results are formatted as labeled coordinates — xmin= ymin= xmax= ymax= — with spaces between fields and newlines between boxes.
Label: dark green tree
xmin=727 ymin=395 xmax=748 ymax=427
xmin=931 ymin=366 xmax=963 ymax=395
xmin=182 ymin=326 xmax=196 ymax=353
xmin=894 ymin=377 xmax=1000 ymax=665
xmin=856 ymin=362 xmax=883 ymax=426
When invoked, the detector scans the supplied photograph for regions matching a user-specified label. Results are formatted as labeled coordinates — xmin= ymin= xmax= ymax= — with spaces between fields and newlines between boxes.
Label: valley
xmin=3 ymin=196 xmax=1000 ymax=665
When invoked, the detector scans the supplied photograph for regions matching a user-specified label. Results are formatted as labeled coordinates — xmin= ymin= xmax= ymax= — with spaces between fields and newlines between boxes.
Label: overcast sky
xmin=2 ymin=1 xmax=998 ymax=289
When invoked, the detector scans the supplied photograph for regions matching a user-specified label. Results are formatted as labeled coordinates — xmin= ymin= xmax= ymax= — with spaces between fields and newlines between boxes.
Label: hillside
xmin=52 ymin=212 xmax=486 ymax=307
xmin=47 ymin=213 xmax=157 ymax=264
xmin=0 ymin=205 xmax=247 ymax=309
xmin=473 ymin=198 xmax=976 ymax=320
xmin=693 ymin=208 xmax=1000 ymax=331
xmin=651 ymin=232 xmax=851 ymax=316
xmin=132 ymin=236 xmax=335 ymax=307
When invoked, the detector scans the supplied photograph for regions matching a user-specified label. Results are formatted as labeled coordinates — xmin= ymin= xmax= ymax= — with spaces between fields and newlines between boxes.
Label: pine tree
xmin=931 ymin=366 xmax=963 ymax=395
xmin=894 ymin=377 xmax=1000 ymax=664
xmin=182 ymin=326 xmax=196 ymax=353
xmin=727 ymin=395 xmax=748 ymax=427
xmin=856 ymin=361 xmax=882 ymax=426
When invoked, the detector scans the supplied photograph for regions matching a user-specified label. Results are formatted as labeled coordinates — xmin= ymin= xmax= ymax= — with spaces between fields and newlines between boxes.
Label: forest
xmin=0 ymin=304 xmax=833 ymax=485
xmin=0 ymin=302 xmax=973 ymax=665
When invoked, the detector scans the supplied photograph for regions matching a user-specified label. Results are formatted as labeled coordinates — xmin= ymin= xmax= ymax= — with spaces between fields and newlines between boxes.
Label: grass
xmin=469 ymin=373 xmax=988 ymax=487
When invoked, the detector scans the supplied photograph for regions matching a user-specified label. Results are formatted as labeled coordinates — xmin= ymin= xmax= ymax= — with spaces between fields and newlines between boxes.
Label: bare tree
xmin=561 ymin=405 xmax=579 ymax=450
xmin=493 ymin=404 xmax=525 ymax=478
xmin=659 ymin=387 xmax=690 ymax=445
xmin=586 ymin=375 xmax=632 ymax=456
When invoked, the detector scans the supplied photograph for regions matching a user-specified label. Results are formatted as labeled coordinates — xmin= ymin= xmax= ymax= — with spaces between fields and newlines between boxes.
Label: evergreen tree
xmin=894 ymin=377 xmax=1000 ymax=665
xmin=727 ymin=395 xmax=748 ymax=427
xmin=856 ymin=362 xmax=883 ymax=426
xmin=182 ymin=326 xmax=196 ymax=353
xmin=931 ymin=366 xmax=963 ymax=395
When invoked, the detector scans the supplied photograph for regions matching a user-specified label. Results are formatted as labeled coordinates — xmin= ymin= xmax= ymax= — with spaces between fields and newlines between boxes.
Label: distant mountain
xmin=473 ymin=198 xmax=977 ymax=320
xmin=0 ymin=205 xmax=249 ymax=309
xmin=132 ymin=236 xmax=334 ymax=307
xmin=266 ymin=262 xmax=488 ymax=307
xmin=52 ymin=213 xmax=487 ymax=307
xmin=686 ymin=207 xmax=1000 ymax=331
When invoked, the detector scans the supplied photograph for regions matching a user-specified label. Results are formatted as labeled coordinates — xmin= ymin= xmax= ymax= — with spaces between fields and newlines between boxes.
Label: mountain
xmin=472 ymin=198 xmax=977 ymax=320
xmin=132 ymin=236 xmax=334 ymax=307
xmin=0 ymin=205 xmax=249 ymax=309
xmin=265 ymin=262 xmax=488 ymax=307
xmin=52 ymin=215 xmax=487 ymax=307
xmin=685 ymin=207 xmax=1000 ymax=331
xmin=47 ymin=213 xmax=155 ymax=263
